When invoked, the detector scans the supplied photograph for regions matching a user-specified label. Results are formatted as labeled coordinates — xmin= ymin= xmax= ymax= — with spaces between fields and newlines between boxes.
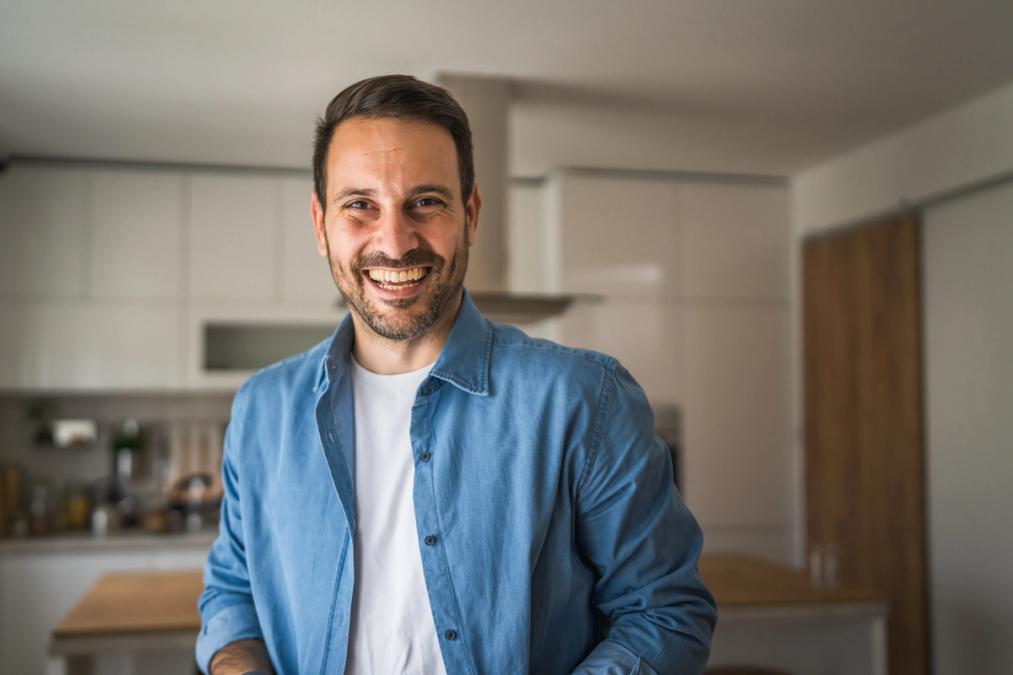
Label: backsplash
xmin=0 ymin=392 xmax=233 ymax=537
xmin=0 ymin=392 xmax=232 ymax=482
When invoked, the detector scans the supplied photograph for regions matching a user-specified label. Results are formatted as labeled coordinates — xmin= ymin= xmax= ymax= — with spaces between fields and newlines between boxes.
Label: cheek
xmin=326 ymin=230 xmax=363 ymax=266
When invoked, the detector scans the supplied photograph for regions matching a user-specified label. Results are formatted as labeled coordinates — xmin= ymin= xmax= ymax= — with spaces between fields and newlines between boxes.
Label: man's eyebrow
xmin=408 ymin=184 xmax=455 ymax=201
xmin=332 ymin=187 xmax=376 ymax=204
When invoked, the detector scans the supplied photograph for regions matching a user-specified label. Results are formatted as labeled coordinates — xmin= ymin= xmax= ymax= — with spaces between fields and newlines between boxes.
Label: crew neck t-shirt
xmin=344 ymin=358 xmax=447 ymax=675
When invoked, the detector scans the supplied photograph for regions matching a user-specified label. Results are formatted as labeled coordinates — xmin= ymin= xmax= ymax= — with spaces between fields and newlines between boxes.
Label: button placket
xmin=410 ymin=391 xmax=470 ymax=671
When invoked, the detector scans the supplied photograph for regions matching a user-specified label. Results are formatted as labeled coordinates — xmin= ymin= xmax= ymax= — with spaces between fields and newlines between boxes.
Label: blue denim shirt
xmin=197 ymin=291 xmax=716 ymax=674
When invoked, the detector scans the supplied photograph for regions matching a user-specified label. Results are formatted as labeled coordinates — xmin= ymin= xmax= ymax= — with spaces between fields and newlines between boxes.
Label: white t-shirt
xmin=345 ymin=358 xmax=448 ymax=675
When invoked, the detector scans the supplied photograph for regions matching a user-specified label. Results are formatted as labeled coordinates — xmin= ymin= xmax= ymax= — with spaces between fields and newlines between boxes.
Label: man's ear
xmin=465 ymin=183 xmax=481 ymax=247
xmin=310 ymin=191 xmax=328 ymax=257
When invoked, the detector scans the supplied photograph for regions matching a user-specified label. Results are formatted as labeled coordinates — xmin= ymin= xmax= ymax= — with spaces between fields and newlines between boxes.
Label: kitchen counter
xmin=53 ymin=570 xmax=202 ymax=638
xmin=0 ymin=529 xmax=216 ymax=556
xmin=700 ymin=551 xmax=884 ymax=608
xmin=703 ymin=553 xmax=888 ymax=675
xmin=47 ymin=553 xmax=888 ymax=674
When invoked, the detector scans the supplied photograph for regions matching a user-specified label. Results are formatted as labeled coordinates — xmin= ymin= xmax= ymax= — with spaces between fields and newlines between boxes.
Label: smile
xmin=364 ymin=266 xmax=431 ymax=289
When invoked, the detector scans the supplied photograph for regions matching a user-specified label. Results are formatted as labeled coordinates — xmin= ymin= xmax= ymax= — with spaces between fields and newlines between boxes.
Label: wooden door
xmin=803 ymin=213 xmax=929 ymax=675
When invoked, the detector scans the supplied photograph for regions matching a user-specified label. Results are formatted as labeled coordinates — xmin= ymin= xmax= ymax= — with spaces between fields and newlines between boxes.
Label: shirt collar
xmin=316 ymin=289 xmax=492 ymax=397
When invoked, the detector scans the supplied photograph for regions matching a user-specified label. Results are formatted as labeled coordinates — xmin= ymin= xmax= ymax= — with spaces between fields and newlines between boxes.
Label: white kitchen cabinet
xmin=682 ymin=303 xmax=792 ymax=560
xmin=188 ymin=173 xmax=280 ymax=302
xmin=0 ymin=537 xmax=210 ymax=675
xmin=507 ymin=180 xmax=552 ymax=294
xmin=185 ymin=300 xmax=342 ymax=390
xmin=551 ymin=172 xmax=681 ymax=298
xmin=0 ymin=302 xmax=32 ymax=388
xmin=89 ymin=169 xmax=183 ymax=300
xmin=18 ymin=301 xmax=182 ymax=390
xmin=549 ymin=170 xmax=793 ymax=563
xmin=280 ymin=177 xmax=336 ymax=305
xmin=0 ymin=165 xmax=89 ymax=299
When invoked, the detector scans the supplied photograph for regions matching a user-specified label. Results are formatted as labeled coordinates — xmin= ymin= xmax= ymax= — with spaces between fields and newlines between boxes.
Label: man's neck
xmin=350 ymin=293 xmax=462 ymax=375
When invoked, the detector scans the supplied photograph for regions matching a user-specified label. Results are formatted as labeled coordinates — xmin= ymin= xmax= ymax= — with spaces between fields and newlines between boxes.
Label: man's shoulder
xmin=487 ymin=321 xmax=619 ymax=381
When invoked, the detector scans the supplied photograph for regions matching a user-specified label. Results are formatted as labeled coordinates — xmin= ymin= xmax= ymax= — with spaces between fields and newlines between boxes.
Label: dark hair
xmin=313 ymin=74 xmax=474 ymax=211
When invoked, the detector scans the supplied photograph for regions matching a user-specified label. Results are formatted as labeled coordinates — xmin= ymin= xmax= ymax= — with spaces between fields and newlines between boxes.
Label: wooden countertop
xmin=52 ymin=553 xmax=886 ymax=639
xmin=700 ymin=552 xmax=885 ymax=608
xmin=52 ymin=570 xmax=203 ymax=638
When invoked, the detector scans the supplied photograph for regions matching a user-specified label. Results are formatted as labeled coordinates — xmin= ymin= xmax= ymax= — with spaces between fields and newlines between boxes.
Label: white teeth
xmin=366 ymin=267 xmax=427 ymax=284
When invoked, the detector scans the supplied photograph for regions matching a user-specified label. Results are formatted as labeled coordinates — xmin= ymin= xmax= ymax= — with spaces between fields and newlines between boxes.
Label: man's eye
xmin=415 ymin=197 xmax=443 ymax=208
xmin=347 ymin=200 xmax=370 ymax=210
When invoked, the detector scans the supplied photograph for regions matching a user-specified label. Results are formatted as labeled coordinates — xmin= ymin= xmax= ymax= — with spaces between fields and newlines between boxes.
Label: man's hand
xmin=208 ymin=638 xmax=275 ymax=675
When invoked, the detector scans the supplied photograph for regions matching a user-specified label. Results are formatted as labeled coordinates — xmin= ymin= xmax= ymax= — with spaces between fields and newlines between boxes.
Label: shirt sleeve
xmin=572 ymin=362 xmax=717 ymax=675
xmin=195 ymin=387 xmax=266 ymax=674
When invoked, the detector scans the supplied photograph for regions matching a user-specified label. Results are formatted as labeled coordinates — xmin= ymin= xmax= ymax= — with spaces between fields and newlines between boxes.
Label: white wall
xmin=792 ymin=79 xmax=1013 ymax=237
xmin=512 ymin=100 xmax=805 ymax=179
xmin=923 ymin=179 xmax=1013 ymax=675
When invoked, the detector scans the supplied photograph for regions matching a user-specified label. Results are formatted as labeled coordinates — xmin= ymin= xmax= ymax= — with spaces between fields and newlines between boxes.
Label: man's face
xmin=311 ymin=117 xmax=479 ymax=342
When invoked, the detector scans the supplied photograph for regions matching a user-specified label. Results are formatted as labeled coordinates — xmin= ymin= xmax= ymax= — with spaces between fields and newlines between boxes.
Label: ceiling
xmin=3 ymin=0 xmax=1013 ymax=177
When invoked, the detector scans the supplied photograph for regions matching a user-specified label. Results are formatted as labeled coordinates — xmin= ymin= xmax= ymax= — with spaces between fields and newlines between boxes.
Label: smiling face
xmin=311 ymin=117 xmax=480 ymax=343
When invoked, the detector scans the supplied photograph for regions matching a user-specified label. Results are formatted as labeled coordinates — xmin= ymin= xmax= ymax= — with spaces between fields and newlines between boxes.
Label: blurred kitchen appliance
xmin=0 ymin=465 xmax=25 ymax=536
xmin=653 ymin=405 xmax=682 ymax=491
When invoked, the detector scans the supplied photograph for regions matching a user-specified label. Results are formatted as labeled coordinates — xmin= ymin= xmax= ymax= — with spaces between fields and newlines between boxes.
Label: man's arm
xmin=208 ymin=638 xmax=274 ymax=675
xmin=572 ymin=363 xmax=717 ymax=675
xmin=196 ymin=387 xmax=272 ymax=674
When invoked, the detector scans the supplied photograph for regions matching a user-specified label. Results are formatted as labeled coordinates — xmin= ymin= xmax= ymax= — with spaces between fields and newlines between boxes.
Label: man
xmin=197 ymin=74 xmax=716 ymax=675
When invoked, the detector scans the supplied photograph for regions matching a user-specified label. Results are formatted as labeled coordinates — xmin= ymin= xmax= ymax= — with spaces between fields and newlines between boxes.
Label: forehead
xmin=325 ymin=117 xmax=459 ymax=194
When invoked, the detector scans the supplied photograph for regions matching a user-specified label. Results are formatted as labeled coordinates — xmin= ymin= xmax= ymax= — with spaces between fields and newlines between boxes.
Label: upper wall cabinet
xmin=188 ymin=174 xmax=279 ymax=301
xmin=0 ymin=165 xmax=88 ymax=299
xmin=280 ymin=177 xmax=337 ymax=305
xmin=89 ymin=169 xmax=183 ymax=300
xmin=548 ymin=172 xmax=789 ymax=301
xmin=4 ymin=302 xmax=182 ymax=390
xmin=0 ymin=304 xmax=31 ymax=388
xmin=552 ymin=173 xmax=681 ymax=298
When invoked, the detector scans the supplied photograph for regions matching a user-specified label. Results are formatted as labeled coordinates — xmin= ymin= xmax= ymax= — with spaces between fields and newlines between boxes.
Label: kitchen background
xmin=1 ymin=2 xmax=1012 ymax=674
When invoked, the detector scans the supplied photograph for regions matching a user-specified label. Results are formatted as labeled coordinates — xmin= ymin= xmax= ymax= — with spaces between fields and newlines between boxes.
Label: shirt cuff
xmin=195 ymin=602 xmax=264 ymax=674
xmin=571 ymin=640 xmax=661 ymax=675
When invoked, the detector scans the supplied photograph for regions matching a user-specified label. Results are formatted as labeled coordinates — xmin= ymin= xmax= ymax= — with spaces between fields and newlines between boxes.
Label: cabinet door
xmin=553 ymin=173 xmax=680 ymax=297
xmin=0 ymin=303 xmax=32 ymax=387
xmin=90 ymin=169 xmax=183 ymax=300
xmin=1 ymin=545 xmax=212 ymax=675
xmin=188 ymin=174 xmax=279 ymax=301
xmin=0 ymin=165 xmax=88 ymax=298
xmin=25 ymin=301 xmax=182 ymax=389
xmin=0 ymin=550 xmax=158 ymax=675
xmin=280 ymin=177 xmax=336 ymax=304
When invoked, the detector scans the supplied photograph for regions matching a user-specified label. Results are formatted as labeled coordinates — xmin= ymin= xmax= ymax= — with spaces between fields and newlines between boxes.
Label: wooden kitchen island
xmin=703 ymin=553 xmax=888 ymax=675
xmin=49 ymin=554 xmax=888 ymax=675
xmin=48 ymin=570 xmax=203 ymax=675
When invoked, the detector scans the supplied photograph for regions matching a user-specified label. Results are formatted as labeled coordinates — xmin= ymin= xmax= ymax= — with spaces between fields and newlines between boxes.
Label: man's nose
xmin=373 ymin=209 xmax=420 ymax=260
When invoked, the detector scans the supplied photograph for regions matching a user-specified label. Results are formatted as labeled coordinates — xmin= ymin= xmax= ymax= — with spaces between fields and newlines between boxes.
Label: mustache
xmin=353 ymin=249 xmax=444 ymax=271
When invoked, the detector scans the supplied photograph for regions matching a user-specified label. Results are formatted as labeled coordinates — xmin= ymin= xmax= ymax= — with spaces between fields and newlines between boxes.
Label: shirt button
xmin=444 ymin=629 xmax=458 ymax=641
xmin=419 ymin=452 xmax=431 ymax=462
xmin=424 ymin=534 xmax=437 ymax=546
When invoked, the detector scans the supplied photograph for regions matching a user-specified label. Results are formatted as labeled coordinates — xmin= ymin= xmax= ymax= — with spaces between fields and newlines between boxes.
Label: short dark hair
xmin=313 ymin=74 xmax=474 ymax=211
